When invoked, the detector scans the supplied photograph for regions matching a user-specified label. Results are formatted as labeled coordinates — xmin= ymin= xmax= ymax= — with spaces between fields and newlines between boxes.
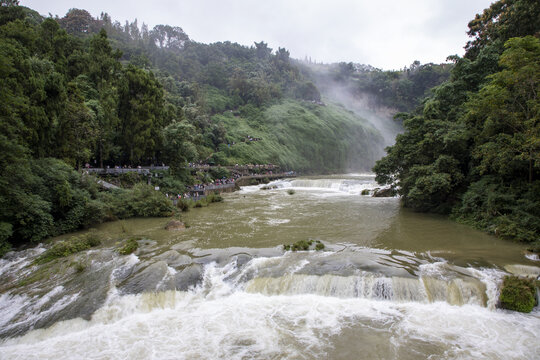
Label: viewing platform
xmin=85 ymin=166 xmax=170 ymax=175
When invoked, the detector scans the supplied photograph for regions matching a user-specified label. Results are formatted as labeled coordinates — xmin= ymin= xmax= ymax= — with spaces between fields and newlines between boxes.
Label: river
xmin=0 ymin=174 xmax=539 ymax=359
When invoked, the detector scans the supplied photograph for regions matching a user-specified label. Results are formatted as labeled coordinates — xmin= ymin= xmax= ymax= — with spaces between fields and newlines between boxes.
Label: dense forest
xmin=374 ymin=0 xmax=540 ymax=246
xmin=0 ymin=0 xmax=452 ymax=255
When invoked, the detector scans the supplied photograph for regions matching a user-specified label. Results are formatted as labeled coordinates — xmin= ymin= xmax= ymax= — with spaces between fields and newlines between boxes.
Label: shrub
xmin=72 ymin=261 xmax=86 ymax=273
xmin=106 ymin=184 xmax=175 ymax=219
xmin=119 ymin=172 xmax=144 ymax=187
xmin=527 ymin=242 xmax=540 ymax=254
xmin=177 ymin=199 xmax=190 ymax=212
xmin=283 ymin=239 xmax=325 ymax=252
xmin=206 ymin=193 xmax=223 ymax=203
xmin=209 ymin=167 xmax=231 ymax=180
xmin=36 ymin=231 xmax=101 ymax=264
xmin=118 ymin=237 xmax=139 ymax=255
xmin=499 ymin=276 xmax=538 ymax=313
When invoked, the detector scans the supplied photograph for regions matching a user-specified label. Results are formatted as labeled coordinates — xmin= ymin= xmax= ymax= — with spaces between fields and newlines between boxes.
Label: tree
xmin=161 ymin=120 xmax=198 ymax=171
xmin=150 ymin=25 xmax=189 ymax=51
xmin=55 ymin=83 xmax=97 ymax=168
xmin=254 ymin=41 xmax=271 ymax=59
xmin=58 ymin=9 xmax=95 ymax=35
xmin=465 ymin=0 xmax=540 ymax=59
xmin=465 ymin=36 xmax=540 ymax=183
xmin=118 ymin=65 xmax=164 ymax=164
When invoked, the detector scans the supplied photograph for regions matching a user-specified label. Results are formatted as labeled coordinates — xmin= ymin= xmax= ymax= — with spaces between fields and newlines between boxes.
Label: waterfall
xmin=244 ymin=273 xmax=487 ymax=307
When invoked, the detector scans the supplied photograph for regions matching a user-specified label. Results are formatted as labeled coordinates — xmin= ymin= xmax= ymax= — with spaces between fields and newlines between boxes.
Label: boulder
xmin=157 ymin=250 xmax=192 ymax=268
xmin=372 ymin=187 xmax=396 ymax=197
xmin=165 ymin=220 xmax=185 ymax=230
xmin=120 ymin=261 xmax=169 ymax=294
xmin=174 ymin=264 xmax=204 ymax=291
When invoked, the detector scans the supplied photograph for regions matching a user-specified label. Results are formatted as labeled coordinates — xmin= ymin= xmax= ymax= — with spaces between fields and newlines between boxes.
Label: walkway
xmin=86 ymin=166 xmax=169 ymax=175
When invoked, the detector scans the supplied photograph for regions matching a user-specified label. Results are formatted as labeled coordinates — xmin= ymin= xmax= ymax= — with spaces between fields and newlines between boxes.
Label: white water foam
xmin=0 ymin=246 xmax=46 ymax=278
xmin=1 ymin=289 xmax=538 ymax=360
xmin=525 ymin=253 xmax=539 ymax=261
xmin=0 ymin=286 xmax=80 ymax=337
xmin=1 ymin=253 xmax=539 ymax=359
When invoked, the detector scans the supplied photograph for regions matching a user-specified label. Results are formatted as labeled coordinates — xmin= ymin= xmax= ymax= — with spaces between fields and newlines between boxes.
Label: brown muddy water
xmin=0 ymin=175 xmax=538 ymax=359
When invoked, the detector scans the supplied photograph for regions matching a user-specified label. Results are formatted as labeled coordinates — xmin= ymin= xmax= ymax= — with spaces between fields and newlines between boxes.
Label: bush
xmin=177 ymin=199 xmax=190 ymax=212
xmin=209 ymin=167 xmax=231 ymax=181
xmin=36 ymin=231 xmax=101 ymax=264
xmin=499 ymin=276 xmax=538 ymax=313
xmin=129 ymin=184 xmax=175 ymax=217
xmin=206 ymin=193 xmax=223 ymax=203
xmin=118 ymin=172 xmax=144 ymax=187
xmin=527 ymin=242 xmax=540 ymax=254
xmin=283 ymin=239 xmax=325 ymax=252
xmin=118 ymin=237 xmax=139 ymax=255
xmin=106 ymin=184 xmax=175 ymax=219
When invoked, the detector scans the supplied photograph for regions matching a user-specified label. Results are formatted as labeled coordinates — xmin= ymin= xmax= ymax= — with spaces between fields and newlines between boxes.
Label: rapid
xmin=0 ymin=175 xmax=539 ymax=359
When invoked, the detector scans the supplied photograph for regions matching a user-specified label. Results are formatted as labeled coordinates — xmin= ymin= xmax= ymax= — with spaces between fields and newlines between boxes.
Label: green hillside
xmin=210 ymin=98 xmax=382 ymax=172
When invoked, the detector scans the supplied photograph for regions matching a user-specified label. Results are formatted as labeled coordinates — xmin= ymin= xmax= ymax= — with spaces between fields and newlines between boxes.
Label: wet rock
xmin=235 ymin=254 xmax=253 ymax=267
xmin=372 ymin=187 xmax=396 ymax=197
xmin=165 ymin=220 xmax=185 ymax=230
xmin=504 ymin=264 xmax=540 ymax=279
xmin=156 ymin=250 xmax=192 ymax=268
xmin=121 ymin=261 xmax=169 ymax=294
xmin=173 ymin=264 xmax=203 ymax=291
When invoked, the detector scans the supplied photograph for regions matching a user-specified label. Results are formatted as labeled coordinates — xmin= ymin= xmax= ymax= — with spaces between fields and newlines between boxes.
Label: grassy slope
xmin=210 ymin=97 xmax=384 ymax=173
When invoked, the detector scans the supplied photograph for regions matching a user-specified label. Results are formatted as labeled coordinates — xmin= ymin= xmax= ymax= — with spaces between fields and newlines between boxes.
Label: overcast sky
xmin=21 ymin=0 xmax=494 ymax=70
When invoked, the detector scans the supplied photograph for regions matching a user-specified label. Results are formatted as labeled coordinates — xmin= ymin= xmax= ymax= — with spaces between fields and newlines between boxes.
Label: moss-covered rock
xmin=165 ymin=220 xmax=185 ymax=231
xmin=118 ymin=237 xmax=139 ymax=255
xmin=35 ymin=231 xmax=101 ymax=264
xmin=499 ymin=276 xmax=538 ymax=313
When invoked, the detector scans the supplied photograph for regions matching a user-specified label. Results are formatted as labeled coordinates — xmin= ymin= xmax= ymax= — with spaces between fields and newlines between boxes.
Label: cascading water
xmin=0 ymin=175 xmax=539 ymax=359
xmin=268 ymin=176 xmax=378 ymax=195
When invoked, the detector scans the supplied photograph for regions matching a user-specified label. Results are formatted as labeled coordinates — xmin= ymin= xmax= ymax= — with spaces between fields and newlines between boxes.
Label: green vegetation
xmin=118 ymin=237 xmax=139 ymax=255
xmin=72 ymin=261 xmax=86 ymax=273
xmin=499 ymin=276 xmax=538 ymax=313
xmin=283 ymin=239 xmax=325 ymax=251
xmin=0 ymin=2 xmax=393 ymax=256
xmin=374 ymin=0 xmax=540 ymax=243
xmin=302 ymin=60 xmax=451 ymax=113
xmin=212 ymin=100 xmax=383 ymax=172
xmin=35 ymin=232 xmax=101 ymax=264
xmin=527 ymin=243 xmax=540 ymax=255
xmin=177 ymin=193 xmax=223 ymax=210
xmin=103 ymin=184 xmax=175 ymax=219
xmin=287 ymin=189 xmax=296 ymax=195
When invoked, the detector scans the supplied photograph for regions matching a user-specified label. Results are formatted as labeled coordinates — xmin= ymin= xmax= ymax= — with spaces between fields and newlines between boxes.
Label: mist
xmin=299 ymin=62 xmax=404 ymax=171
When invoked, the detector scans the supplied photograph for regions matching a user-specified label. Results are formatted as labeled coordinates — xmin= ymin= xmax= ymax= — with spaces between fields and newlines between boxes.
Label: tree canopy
xmin=374 ymin=0 xmax=540 ymax=243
